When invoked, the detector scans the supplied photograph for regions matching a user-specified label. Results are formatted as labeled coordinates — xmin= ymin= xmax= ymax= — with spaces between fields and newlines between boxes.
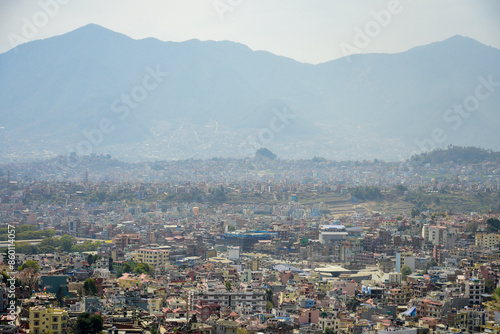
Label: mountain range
xmin=1 ymin=24 xmax=499 ymax=162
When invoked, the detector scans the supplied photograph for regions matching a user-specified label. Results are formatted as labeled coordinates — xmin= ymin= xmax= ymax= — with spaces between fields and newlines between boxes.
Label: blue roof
xmin=401 ymin=306 xmax=416 ymax=316
xmin=321 ymin=225 xmax=345 ymax=229
xmin=273 ymin=264 xmax=302 ymax=272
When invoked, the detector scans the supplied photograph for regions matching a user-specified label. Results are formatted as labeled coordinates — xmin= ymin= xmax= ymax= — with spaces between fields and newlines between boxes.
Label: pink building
xmin=294 ymin=308 xmax=320 ymax=325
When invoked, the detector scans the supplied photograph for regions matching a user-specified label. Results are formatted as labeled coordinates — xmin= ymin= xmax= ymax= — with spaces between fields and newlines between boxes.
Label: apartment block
xmin=29 ymin=306 xmax=68 ymax=334
xmin=189 ymin=288 xmax=266 ymax=313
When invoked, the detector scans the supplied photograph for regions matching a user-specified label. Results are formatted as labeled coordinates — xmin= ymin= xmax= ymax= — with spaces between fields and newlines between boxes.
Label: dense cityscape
xmin=1 ymin=1 xmax=499 ymax=334
xmin=0 ymin=147 xmax=500 ymax=333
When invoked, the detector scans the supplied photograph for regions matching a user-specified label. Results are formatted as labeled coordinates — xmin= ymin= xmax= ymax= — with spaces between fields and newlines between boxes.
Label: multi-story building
xmin=340 ymin=239 xmax=363 ymax=262
xmin=133 ymin=248 xmax=169 ymax=271
xmin=29 ymin=306 xmax=68 ymax=334
xmin=447 ymin=308 xmax=488 ymax=333
xmin=266 ymin=319 xmax=294 ymax=334
xmin=353 ymin=252 xmax=375 ymax=266
xmin=422 ymin=224 xmax=430 ymax=241
xmin=412 ymin=281 xmax=432 ymax=298
xmin=475 ymin=233 xmax=500 ymax=248
xmin=224 ymin=231 xmax=273 ymax=251
xmin=194 ymin=301 xmax=221 ymax=321
xmin=189 ymin=288 xmax=266 ymax=313
xmin=388 ymin=272 xmax=402 ymax=284
xmin=425 ymin=225 xmax=448 ymax=246
xmin=294 ymin=308 xmax=320 ymax=326
xmin=95 ymin=256 xmax=109 ymax=270
xmin=0 ymin=325 xmax=19 ymax=334
xmin=113 ymin=234 xmax=141 ymax=250
xmin=148 ymin=297 xmax=163 ymax=314
xmin=387 ymin=287 xmax=411 ymax=305
xmin=117 ymin=273 xmax=144 ymax=290
xmin=465 ymin=276 xmax=485 ymax=306
xmin=466 ymin=309 xmax=487 ymax=333
xmin=416 ymin=299 xmax=443 ymax=319
xmin=215 ymin=319 xmax=239 ymax=334
xmin=482 ymin=321 xmax=500 ymax=333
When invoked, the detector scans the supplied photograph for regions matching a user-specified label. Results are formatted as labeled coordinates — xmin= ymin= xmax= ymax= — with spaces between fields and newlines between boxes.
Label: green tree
xmin=108 ymin=257 xmax=114 ymax=271
xmin=18 ymin=260 xmax=40 ymax=271
xmin=466 ymin=222 xmax=478 ymax=234
xmin=1 ymin=272 xmax=9 ymax=284
xmin=485 ymin=279 xmax=495 ymax=294
xmin=133 ymin=262 xmax=150 ymax=275
xmin=401 ymin=265 xmax=412 ymax=278
xmin=83 ymin=278 xmax=97 ymax=296
xmin=74 ymin=313 xmax=103 ymax=334
xmin=426 ymin=258 xmax=438 ymax=269
xmin=486 ymin=218 xmax=500 ymax=233
xmin=266 ymin=289 xmax=274 ymax=303
xmin=37 ymin=237 xmax=60 ymax=253
xmin=325 ymin=328 xmax=336 ymax=334
xmin=215 ymin=185 xmax=227 ymax=202
xmin=122 ymin=262 xmax=133 ymax=273
xmin=395 ymin=185 xmax=408 ymax=195
xmin=227 ymin=225 xmax=236 ymax=232
xmin=346 ymin=297 xmax=360 ymax=311
xmin=60 ymin=235 xmax=74 ymax=252
xmin=87 ymin=254 xmax=100 ymax=266
xmin=225 ymin=280 xmax=232 ymax=291
xmin=350 ymin=186 xmax=382 ymax=201
xmin=148 ymin=264 xmax=155 ymax=276
xmin=13 ymin=241 xmax=38 ymax=254
xmin=300 ymin=238 xmax=309 ymax=246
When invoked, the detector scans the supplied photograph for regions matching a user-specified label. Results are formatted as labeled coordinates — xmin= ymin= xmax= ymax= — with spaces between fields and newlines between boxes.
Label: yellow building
xmin=279 ymin=290 xmax=298 ymax=306
xmin=206 ymin=249 xmax=217 ymax=258
xmin=148 ymin=297 xmax=163 ymax=313
xmin=482 ymin=321 xmax=500 ymax=334
xmin=133 ymin=248 xmax=169 ymax=270
xmin=337 ymin=317 xmax=355 ymax=332
xmin=400 ymin=251 xmax=413 ymax=267
xmin=29 ymin=306 xmax=68 ymax=334
xmin=248 ymin=258 xmax=261 ymax=271
xmin=475 ymin=233 xmax=500 ymax=248
xmin=307 ymin=273 xmax=321 ymax=284
xmin=315 ymin=280 xmax=333 ymax=293
xmin=118 ymin=273 xmax=143 ymax=289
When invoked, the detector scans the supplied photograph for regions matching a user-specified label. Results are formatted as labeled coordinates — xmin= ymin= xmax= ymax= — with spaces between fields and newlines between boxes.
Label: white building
xmin=228 ymin=246 xmax=240 ymax=260
xmin=189 ymin=288 xmax=266 ymax=313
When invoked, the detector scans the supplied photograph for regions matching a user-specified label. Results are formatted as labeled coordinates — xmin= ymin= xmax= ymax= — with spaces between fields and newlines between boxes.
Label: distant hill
xmin=410 ymin=146 xmax=500 ymax=164
xmin=255 ymin=148 xmax=277 ymax=160
xmin=0 ymin=24 xmax=499 ymax=162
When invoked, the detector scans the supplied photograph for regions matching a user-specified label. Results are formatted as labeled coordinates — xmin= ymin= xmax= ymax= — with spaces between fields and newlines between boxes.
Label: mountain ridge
xmin=0 ymin=24 xmax=499 ymax=162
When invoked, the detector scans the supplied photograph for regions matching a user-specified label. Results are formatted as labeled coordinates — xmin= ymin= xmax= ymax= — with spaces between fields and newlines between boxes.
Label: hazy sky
xmin=1 ymin=0 xmax=499 ymax=64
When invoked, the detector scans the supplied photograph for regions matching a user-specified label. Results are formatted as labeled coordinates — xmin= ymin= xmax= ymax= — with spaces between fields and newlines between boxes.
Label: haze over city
xmin=1 ymin=1 xmax=500 ymax=334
